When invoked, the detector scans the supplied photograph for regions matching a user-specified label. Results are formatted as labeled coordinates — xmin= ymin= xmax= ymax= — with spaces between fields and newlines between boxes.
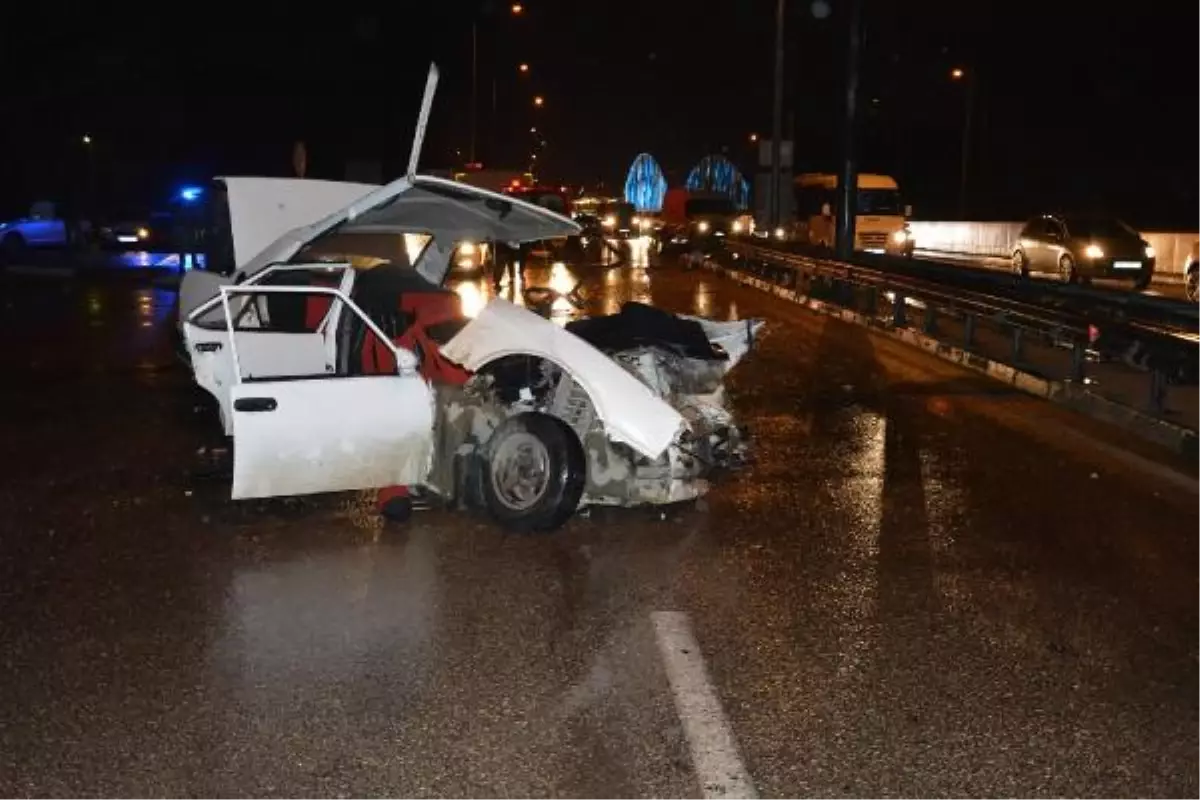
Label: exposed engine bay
xmin=425 ymin=300 xmax=763 ymax=510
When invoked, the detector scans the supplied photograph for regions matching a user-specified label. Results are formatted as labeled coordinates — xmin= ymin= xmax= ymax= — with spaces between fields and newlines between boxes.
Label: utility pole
xmin=769 ymin=0 xmax=785 ymax=229
xmin=469 ymin=22 xmax=478 ymax=164
xmin=836 ymin=0 xmax=864 ymax=260
xmin=958 ymin=73 xmax=974 ymax=219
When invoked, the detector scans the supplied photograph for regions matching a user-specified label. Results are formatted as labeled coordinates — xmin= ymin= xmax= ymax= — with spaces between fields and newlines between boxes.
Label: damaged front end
xmin=435 ymin=300 xmax=763 ymax=511
xmin=585 ymin=310 xmax=763 ymax=506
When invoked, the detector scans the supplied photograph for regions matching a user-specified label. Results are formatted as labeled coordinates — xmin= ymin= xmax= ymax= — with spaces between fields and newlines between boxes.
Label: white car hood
xmin=441 ymin=299 xmax=685 ymax=460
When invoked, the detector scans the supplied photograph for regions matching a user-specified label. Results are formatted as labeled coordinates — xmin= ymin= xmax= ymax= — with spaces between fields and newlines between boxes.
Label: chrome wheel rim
xmin=490 ymin=432 xmax=551 ymax=511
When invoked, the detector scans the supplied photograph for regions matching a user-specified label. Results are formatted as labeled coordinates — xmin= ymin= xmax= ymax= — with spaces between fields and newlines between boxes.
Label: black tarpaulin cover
xmin=566 ymin=302 xmax=726 ymax=361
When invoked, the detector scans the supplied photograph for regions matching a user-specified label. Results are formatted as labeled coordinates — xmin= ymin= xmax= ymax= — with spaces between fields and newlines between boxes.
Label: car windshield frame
xmin=1063 ymin=217 xmax=1138 ymax=240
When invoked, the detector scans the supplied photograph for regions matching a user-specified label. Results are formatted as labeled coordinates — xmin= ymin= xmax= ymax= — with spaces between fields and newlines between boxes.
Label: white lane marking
xmin=651 ymin=611 xmax=758 ymax=799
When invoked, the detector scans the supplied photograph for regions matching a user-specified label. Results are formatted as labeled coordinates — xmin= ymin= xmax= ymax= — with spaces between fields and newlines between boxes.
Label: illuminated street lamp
xmin=518 ymin=63 xmax=529 ymax=73
xmin=470 ymin=1 xmax=527 ymax=163
xmin=81 ymin=134 xmax=92 ymax=145
xmin=533 ymin=95 xmax=544 ymax=107
xmin=950 ymin=67 xmax=975 ymax=218
xmin=749 ymin=132 xmax=758 ymax=143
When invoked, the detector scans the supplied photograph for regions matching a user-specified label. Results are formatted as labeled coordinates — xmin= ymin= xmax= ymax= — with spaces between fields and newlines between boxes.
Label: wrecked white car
xmin=180 ymin=174 xmax=762 ymax=532
xmin=179 ymin=64 xmax=762 ymax=532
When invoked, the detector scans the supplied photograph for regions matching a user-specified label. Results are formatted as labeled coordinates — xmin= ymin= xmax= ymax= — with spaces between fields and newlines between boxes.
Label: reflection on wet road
xmin=449 ymin=235 xmax=660 ymax=325
xmin=0 ymin=248 xmax=1195 ymax=797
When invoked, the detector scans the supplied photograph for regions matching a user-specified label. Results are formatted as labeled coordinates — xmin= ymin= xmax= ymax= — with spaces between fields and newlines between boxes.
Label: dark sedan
xmin=1011 ymin=214 xmax=1155 ymax=289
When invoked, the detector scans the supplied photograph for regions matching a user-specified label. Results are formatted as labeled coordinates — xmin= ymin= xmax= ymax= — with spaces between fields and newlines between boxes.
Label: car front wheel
xmin=482 ymin=412 xmax=586 ymax=533
xmin=0 ymin=232 xmax=27 ymax=264
xmin=1012 ymin=249 xmax=1029 ymax=277
xmin=1058 ymin=254 xmax=1077 ymax=284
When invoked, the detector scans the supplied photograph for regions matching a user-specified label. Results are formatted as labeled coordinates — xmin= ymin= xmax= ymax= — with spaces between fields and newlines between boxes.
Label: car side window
xmin=190 ymin=267 xmax=346 ymax=332
xmin=224 ymin=289 xmax=405 ymax=383
xmin=1020 ymin=219 xmax=1043 ymax=238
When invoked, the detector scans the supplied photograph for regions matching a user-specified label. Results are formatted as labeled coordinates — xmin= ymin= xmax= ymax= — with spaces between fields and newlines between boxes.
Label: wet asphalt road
xmin=0 ymin=254 xmax=1196 ymax=797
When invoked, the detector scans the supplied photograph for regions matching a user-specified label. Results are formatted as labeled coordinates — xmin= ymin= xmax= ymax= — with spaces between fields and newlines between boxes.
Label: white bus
xmin=790 ymin=172 xmax=914 ymax=257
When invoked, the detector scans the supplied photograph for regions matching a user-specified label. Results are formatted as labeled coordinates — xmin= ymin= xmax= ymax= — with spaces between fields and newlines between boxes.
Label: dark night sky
xmin=1 ymin=0 xmax=1196 ymax=226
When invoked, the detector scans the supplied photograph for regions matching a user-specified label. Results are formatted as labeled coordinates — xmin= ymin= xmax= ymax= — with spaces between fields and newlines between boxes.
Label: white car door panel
xmin=183 ymin=321 xmax=238 ymax=432
xmin=222 ymin=283 xmax=433 ymax=500
xmin=235 ymin=331 xmax=330 ymax=381
xmin=183 ymin=264 xmax=353 ymax=433
xmin=230 ymin=377 xmax=434 ymax=499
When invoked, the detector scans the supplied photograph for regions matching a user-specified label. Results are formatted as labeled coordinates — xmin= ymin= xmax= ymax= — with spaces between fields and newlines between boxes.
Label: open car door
xmin=220 ymin=284 xmax=436 ymax=499
xmin=183 ymin=263 xmax=354 ymax=434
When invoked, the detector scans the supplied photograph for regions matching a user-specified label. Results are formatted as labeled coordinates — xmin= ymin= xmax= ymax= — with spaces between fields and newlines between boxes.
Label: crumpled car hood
xmin=441 ymin=299 xmax=686 ymax=460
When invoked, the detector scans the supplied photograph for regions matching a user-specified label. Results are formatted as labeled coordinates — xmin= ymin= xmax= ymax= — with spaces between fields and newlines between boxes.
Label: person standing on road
xmin=492 ymin=240 xmax=531 ymax=293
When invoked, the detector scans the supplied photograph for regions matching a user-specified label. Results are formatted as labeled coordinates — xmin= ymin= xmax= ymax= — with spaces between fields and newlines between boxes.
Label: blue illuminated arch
xmin=623 ymin=153 xmax=668 ymax=212
xmin=685 ymin=154 xmax=750 ymax=210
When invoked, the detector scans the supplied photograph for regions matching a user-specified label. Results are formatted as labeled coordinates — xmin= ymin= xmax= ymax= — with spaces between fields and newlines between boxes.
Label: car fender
xmin=440 ymin=299 xmax=684 ymax=460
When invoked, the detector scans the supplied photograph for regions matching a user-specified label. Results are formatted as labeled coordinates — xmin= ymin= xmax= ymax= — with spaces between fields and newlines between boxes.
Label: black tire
xmin=1058 ymin=253 xmax=1077 ymax=284
xmin=1012 ymin=249 xmax=1029 ymax=277
xmin=481 ymin=412 xmax=586 ymax=533
xmin=0 ymin=232 xmax=27 ymax=264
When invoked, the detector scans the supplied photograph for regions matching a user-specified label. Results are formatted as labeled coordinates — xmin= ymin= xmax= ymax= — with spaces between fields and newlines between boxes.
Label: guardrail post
xmin=832 ymin=277 xmax=846 ymax=306
xmin=923 ymin=305 xmax=938 ymax=335
xmin=892 ymin=292 xmax=907 ymax=326
xmin=1070 ymin=342 xmax=1086 ymax=382
xmin=963 ymin=314 xmax=976 ymax=348
xmin=1149 ymin=369 xmax=1167 ymax=414
xmin=1011 ymin=327 xmax=1024 ymax=362
xmin=864 ymin=286 xmax=878 ymax=317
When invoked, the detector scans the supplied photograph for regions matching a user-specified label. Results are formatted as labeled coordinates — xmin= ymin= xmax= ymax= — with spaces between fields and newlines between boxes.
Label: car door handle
xmin=234 ymin=397 xmax=277 ymax=412
xmin=195 ymin=342 xmax=222 ymax=353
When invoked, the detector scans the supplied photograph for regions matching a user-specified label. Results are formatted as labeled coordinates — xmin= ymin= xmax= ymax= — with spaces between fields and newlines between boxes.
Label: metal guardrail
xmin=710 ymin=241 xmax=1198 ymax=421
xmin=746 ymin=237 xmax=1199 ymax=335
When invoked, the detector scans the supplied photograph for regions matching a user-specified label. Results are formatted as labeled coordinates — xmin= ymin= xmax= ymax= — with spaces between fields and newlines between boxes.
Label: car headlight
xmin=602 ymin=215 xmax=616 ymax=228
xmin=137 ymin=227 xmax=150 ymax=240
xmin=1084 ymin=244 xmax=1104 ymax=259
xmin=631 ymin=216 xmax=642 ymax=227
xmin=774 ymin=226 xmax=786 ymax=239
xmin=1144 ymin=244 xmax=1155 ymax=259
xmin=732 ymin=220 xmax=745 ymax=234
xmin=891 ymin=229 xmax=909 ymax=244
xmin=696 ymin=221 xmax=710 ymax=233
xmin=459 ymin=241 xmax=477 ymax=256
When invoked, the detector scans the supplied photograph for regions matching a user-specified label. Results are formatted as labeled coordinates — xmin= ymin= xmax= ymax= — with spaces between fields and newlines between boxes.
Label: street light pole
xmin=769 ymin=0 xmax=785 ymax=229
xmin=836 ymin=0 xmax=864 ymax=260
xmin=958 ymin=72 xmax=974 ymax=219
xmin=470 ymin=21 xmax=478 ymax=164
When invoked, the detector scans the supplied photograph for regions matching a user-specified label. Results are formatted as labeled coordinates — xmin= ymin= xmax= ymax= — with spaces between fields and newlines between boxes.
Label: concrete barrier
xmin=908 ymin=221 xmax=1198 ymax=280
